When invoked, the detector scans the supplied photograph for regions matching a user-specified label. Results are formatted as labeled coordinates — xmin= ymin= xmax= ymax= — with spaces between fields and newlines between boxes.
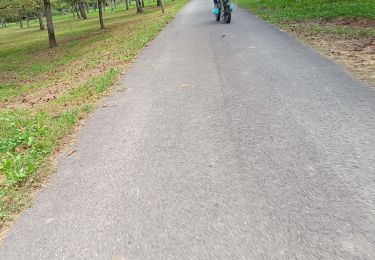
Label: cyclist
xmin=212 ymin=0 xmax=219 ymax=14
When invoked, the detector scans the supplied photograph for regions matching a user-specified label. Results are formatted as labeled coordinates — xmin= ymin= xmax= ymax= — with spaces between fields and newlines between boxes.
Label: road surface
xmin=1 ymin=0 xmax=375 ymax=258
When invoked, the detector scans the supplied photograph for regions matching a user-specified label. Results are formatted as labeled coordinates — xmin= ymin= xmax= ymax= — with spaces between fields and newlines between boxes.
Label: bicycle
xmin=215 ymin=0 xmax=232 ymax=24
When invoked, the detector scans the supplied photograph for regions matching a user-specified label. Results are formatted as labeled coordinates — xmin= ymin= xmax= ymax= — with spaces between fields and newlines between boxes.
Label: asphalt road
xmin=1 ymin=0 xmax=375 ymax=259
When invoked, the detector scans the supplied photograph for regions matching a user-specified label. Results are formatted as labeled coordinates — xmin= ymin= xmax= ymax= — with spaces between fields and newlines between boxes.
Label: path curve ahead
xmin=1 ymin=0 xmax=375 ymax=259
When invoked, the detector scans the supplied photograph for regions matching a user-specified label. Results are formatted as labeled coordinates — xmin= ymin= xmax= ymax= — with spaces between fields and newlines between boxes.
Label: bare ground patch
xmin=1 ymin=59 xmax=118 ymax=110
xmin=284 ymin=18 xmax=375 ymax=86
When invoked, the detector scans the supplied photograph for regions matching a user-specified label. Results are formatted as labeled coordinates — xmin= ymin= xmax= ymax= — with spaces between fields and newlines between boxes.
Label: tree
xmin=37 ymin=9 xmax=44 ymax=30
xmin=159 ymin=0 xmax=164 ymax=14
xmin=110 ymin=0 xmax=117 ymax=10
xmin=124 ymin=0 xmax=128 ymax=10
xmin=0 ymin=17 xmax=6 ymax=27
xmin=0 ymin=0 xmax=40 ymax=28
xmin=135 ymin=0 xmax=142 ymax=13
xmin=97 ymin=0 xmax=104 ymax=29
xmin=63 ymin=0 xmax=83 ymax=19
xmin=85 ymin=2 xmax=89 ymax=13
xmin=43 ymin=0 xmax=57 ymax=47
xmin=74 ymin=3 xmax=81 ymax=19
xmin=36 ymin=1 xmax=45 ymax=30
xmin=156 ymin=0 xmax=164 ymax=13
xmin=77 ymin=0 xmax=87 ymax=19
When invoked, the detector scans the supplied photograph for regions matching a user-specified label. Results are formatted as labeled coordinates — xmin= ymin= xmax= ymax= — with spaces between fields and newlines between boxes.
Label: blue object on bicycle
xmin=212 ymin=8 xmax=219 ymax=15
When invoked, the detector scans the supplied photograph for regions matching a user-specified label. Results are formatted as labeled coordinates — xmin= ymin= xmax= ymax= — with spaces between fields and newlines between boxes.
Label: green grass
xmin=234 ymin=0 xmax=375 ymax=23
xmin=0 ymin=109 xmax=81 ymax=185
xmin=52 ymin=68 xmax=118 ymax=106
xmin=0 ymin=0 xmax=187 ymax=227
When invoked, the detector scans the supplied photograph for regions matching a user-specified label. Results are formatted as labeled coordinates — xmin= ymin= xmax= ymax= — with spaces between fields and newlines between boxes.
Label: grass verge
xmin=0 ymin=0 xmax=187 ymax=232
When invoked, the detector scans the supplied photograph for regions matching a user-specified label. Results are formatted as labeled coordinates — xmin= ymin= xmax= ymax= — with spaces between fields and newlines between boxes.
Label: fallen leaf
xmin=67 ymin=150 xmax=77 ymax=156
xmin=179 ymin=83 xmax=192 ymax=88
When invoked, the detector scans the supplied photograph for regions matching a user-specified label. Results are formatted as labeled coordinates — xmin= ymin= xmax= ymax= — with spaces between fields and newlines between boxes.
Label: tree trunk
xmin=37 ymin=10 xmax=45 ymax=30
xmin=160 ymin=0 xmax=165 ymax=14
xmin=78 ymin=1 xmax=87 ymax=19
xmin=74 ymin=2 xmax=81 ymax=19
xmin=135 ymin=0 xmax=142 ymax=13
xmin=141 ymin=0 xmax=144 ymax=8
xmin=156 ymin=0 xmax=161 ymax=7
xmin=72 ymin=4 xmax=76 ymax=17
xmin=98 ymin=0 xmax=105 ymax=29
xmin=19 ymin=20 xmax=23 ymax=28
xmin=114 ymin=0 xmax=117 ymax=9
xmin=85 ymin=3 xmax=89 ymax=13
xmin=43 ymin=0 xmax=57 ymax=48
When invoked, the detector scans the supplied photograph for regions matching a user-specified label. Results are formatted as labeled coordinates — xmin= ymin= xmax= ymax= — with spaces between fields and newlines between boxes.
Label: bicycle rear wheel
xmin=224 ymin=13 xmax=231 ymax=23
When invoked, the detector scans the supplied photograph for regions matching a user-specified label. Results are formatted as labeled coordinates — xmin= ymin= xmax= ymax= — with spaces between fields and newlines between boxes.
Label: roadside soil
xmin=284 ymin=18 xmax=375 ymax=86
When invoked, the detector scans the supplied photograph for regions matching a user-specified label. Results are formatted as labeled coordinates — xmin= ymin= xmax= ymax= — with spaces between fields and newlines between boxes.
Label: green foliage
xmin=0 ymin=110 xmax=79 ymax=184
xmin=234 ymin=0 xmax=375 ymax=22
xmin=0 ymin=0 xmax=40 ymax=22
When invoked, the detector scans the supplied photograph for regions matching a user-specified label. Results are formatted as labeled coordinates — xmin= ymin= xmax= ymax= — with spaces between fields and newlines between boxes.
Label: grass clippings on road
xmin=235 ymin=0 xmax=375 ymax=85
xmin=0 ymin=0 xmax=187 ymax=233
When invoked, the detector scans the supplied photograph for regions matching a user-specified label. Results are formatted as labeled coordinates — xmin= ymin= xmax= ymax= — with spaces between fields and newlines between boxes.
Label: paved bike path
xmin=1 ymin=0 xmax=375 ymax=258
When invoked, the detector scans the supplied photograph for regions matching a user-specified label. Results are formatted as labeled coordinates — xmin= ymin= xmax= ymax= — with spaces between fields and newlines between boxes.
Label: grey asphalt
xmin=2 ymin=0 xmax=375 ymax=259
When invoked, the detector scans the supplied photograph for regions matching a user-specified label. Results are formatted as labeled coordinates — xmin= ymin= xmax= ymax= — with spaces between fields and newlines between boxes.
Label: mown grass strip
xmin=234 ymin=0 xmax=375 ymax=23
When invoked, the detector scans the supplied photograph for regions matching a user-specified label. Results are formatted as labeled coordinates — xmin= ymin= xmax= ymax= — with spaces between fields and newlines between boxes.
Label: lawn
xmin=234 ymin=0 xmax=375 ymax=22
xmin=0 ymin=0 xmax=187 ymax=230
xmin=234 ymin=0 xmax=375 ymax=38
